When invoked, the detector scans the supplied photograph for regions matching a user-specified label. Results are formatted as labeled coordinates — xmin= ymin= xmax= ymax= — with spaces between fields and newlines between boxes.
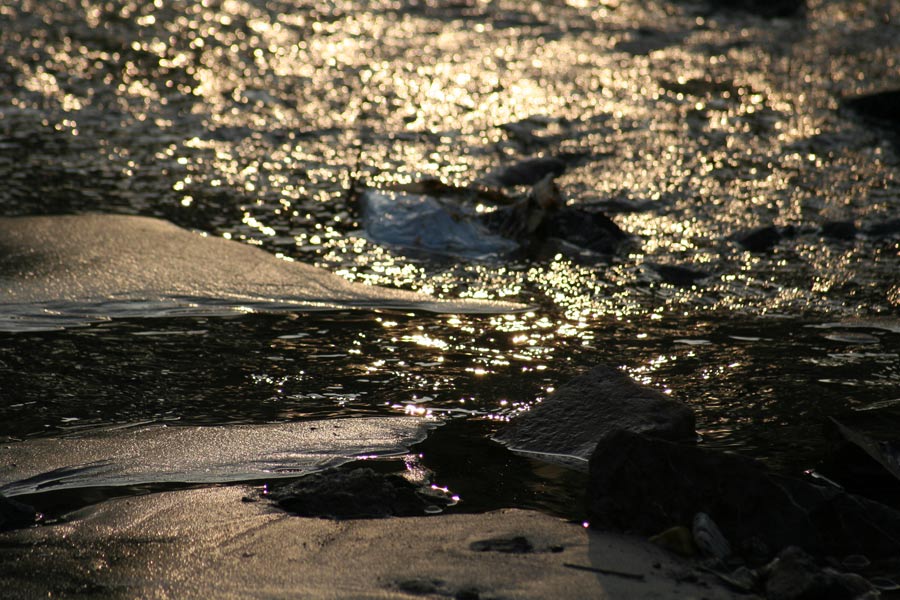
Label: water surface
xmin=1 ymin=0 xmax=899 ymax=516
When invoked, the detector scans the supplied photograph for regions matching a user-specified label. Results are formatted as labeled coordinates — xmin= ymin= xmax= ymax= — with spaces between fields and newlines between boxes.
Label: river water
xmin=1 ymin=0 xmax=899 ymax=517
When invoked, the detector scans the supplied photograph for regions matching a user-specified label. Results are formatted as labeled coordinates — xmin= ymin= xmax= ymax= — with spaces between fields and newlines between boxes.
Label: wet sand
xmin=0 ymin=486 xmax=741 ymax=599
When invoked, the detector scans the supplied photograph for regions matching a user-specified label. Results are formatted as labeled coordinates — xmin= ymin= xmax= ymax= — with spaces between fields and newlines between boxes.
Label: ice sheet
xmin=0 ymin=215 xmax=524 ymax=331
xmin=0 ymin=417 xmax=435 ymax=496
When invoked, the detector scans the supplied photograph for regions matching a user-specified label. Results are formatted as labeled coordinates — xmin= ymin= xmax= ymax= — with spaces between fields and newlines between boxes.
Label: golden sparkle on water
xmin=2 ymin=0 xmax=898 ymax=443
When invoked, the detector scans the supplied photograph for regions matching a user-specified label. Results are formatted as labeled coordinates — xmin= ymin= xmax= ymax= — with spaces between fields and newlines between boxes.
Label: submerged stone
xmin=0 ymin=494 xmax=37 ymax=532
xmin=685 ymin=0 xmax=805 ymax=17
xmin=820 ymin=221 xmax=858 ymax=241
xmin=587 ymin=429 xmax=900 ymax=561
xmin=482 ymin=156 xmax=567 ymax=187
xmin=864 ymin=218 xmax=900 ymax=238
xmin=843 ymin=90 xmax=900 ymax=132
xmin=731 ymin=225 xmax=785 ymax=252
xmin=533 ymin=206 xmax=630 ymax=255
xmin=266 ymin=467 xmax=453 ymax=519
xmin=615 ymin=28 xmax=686 ymax=56
xmin=819 ymin=411 xmax=900 ymax=507
xmin=646 ymin=263 xmax=711 ymax=286
xmin=482 ymin=176 xmax=630 ymax=256
xmin=830 ymin=418 xmax=900 ymax=484
xmin=495 ymin=364 xmax=696 ymax=462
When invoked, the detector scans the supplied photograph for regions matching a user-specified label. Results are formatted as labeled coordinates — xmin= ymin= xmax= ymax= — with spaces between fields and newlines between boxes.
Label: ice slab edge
xmin=0 ymin=214 xmax=526 ymax=332
xmin=0 ymin=417 xmax=436 ymax=496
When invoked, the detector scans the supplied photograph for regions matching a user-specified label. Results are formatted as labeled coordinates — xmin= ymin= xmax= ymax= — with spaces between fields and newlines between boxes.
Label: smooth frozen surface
xmin=360 ymin=189 xmax=518 ymax=258
xmin=0 ymin=214 xmax=524 ymax=331
xmin=0 ymin=417 xmax=434 ymax=496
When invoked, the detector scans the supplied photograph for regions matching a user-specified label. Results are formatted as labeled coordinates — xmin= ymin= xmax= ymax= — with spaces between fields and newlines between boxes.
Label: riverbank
xmin=0 ymin=485 xmax=741 ymax=599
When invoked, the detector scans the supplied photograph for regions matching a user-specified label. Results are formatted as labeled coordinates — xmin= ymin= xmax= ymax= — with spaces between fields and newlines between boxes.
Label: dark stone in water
xmin=690 ymin=0 xmax=805 ymax=17
xmin=830 ymin=418 xmax=900 ymax=484
xmin=864 ymin=218 xmax=900 ymax=238
xmin=762 ymin=547 xmax=875 ymax=600
xmin=818 ymin=408 xmax=900 ymax=507
xmin=496 ymin=364 xmax=696 ymax=461
xmin=646 ymin=262 xmax=711 ymax=286
xmin=591 ymin=197 xmax=657 ymax=214
xmin=820 ymin=221 xmax=858 ymax=241
xmin=538 ymin=207 xmax=630 ymax=255
xmin=843 ymin=90 xmax=900 ymax=133
xmin=615 ymin=28 xmax=685 ymax=56
xmin=587 ymin=429 xmax=900 ymax=561
xmin=732 ymin=225 xmax=789 ymax=252
xmin=0 ymin=494 xmax=37 ymax=532
xmin=660 ymin=77 xmax=739 ymax=98
xmin=266 ymin=467 xmax=451 ymax=519
xmin=484 ymin=156 xmax=567 ymax=187
xmin=481 ymin=177 xmax=630 ymax=256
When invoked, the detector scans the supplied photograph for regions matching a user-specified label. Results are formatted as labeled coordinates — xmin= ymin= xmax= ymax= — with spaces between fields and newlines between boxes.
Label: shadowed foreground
xmin=0 ymin=486 xmax=739 ymax=599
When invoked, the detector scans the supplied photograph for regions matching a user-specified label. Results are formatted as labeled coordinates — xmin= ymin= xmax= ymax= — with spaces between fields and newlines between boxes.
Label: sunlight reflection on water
xmin=0 ymin=0 xmax=899 ymax=478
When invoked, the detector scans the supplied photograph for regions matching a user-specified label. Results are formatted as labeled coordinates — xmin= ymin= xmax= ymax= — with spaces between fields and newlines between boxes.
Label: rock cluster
xmin=587 ymin=429 xmax=900 ymax=561
xmin=499 ymin=363 xmax=900 ymax=599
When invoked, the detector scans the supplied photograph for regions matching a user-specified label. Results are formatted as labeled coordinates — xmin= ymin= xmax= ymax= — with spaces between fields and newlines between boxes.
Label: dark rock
xmin=0 ymin=494 xmax=37 ymax=532
xmin=615 ymin=28 xmax=685 ymax=56
xmin=864 ymin=218 xmax=900 ymax=238
xmin=693 ymin=512 xmax=731 ymax=560
xmin=660 ymin=77 xmax=739 ymax=98
xmin=646 ymin=262 xmax=711 ymax=286
xmin=496 ymin=364 xmax=695 ymax=461
xmin=762 ymin=546 xmax=875 ymax=600
xmin=843 ymin=90 xmax=900 ymax=133
xmin=470 ymin=536 xmax=534 ymax=554
xmin=732 ymin=225 xmax=783 ymax=252
xmin=818 ymin=409 xmax=900 ymax=508
xmin=454 ymin=587 xmax=481 ymax=600
xmin=587 ymin=429 xmax=900 ymax=561
xmin=482 ymin=175 xmax=563 ymax=241
xmin=397 ymin=578 xmax=444 ymax=595
xmin=830 ymin=418 xmax=900 ymax=483
xmin=266 ymin=467 xmax=452 ymax=519
xmin=591 ymin=198 xmax=657 ymax=214
xmin=539 ymin=207 xmax=630 ymax=255
xmin=692 ymin=0 xmax=805 ymax=17
xmin=649 ymin=526 xmax=698 ymax=557
xmin=481 ymin=177 xmax=630 ymax=256
xmin=820 ymin=221 xmax=858 ymax=241
xmin=484 ymin=156 xmax=567 ymax=187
